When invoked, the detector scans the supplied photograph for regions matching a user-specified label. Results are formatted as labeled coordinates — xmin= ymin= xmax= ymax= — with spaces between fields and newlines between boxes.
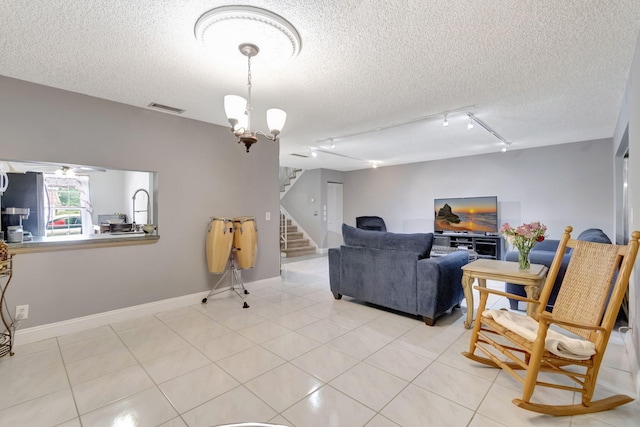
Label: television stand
xmin=433 ymin=233 xmax=504 ymax=260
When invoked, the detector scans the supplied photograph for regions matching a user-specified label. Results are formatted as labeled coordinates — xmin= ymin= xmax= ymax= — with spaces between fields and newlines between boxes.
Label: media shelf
xmin=433 ymin=233 xmax=504 ymax=260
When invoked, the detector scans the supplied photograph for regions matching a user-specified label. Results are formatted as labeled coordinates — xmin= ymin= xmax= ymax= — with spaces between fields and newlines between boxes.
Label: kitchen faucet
xmin=132 ymin=188 xmax=151 ymax=225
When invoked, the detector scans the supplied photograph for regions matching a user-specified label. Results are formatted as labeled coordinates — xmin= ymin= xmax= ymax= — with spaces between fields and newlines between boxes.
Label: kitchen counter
xmin=6 ymin=232 xmax=159 ymax=254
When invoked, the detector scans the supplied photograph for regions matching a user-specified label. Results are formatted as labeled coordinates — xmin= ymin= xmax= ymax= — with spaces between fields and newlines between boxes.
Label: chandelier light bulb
xmin=443 ymin=114 xmax=449 ymax=127
xmin=224 ymin=95 xmax=247 ymax=126
xmin=266 ymin=108 xmax=287 ymax=135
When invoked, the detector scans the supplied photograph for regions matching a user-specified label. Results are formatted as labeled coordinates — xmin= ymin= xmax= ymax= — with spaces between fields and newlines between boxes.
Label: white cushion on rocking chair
xmin=482 ymin=309 xmax=596 ymax=360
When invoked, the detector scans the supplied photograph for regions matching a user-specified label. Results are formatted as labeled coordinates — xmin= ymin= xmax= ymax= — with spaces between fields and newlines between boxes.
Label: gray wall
xmin=616 ymin=29 xmax=640 ymax=373
xmin=281 ymin=169 xmax=322 ymax=246
xmin=280 ymin=168 xmax=345 ymax=250
xmin=0 ymin=76 xmax=281 ymax=328
xmin=341 ymin=139 xmax=613 ymax=240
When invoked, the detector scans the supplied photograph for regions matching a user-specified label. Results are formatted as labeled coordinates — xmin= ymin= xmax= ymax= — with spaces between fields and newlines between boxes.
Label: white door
xmin=326 ymin=182 xmax=343 ymax=248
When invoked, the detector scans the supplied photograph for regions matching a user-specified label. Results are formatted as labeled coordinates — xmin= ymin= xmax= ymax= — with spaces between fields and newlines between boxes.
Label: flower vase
xmin=518 ymin=247 xmax=531 ymax=270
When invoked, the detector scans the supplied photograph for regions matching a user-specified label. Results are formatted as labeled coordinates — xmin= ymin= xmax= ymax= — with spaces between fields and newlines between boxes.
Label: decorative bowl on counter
xmin=143 ymin=224 xmax=155 ymax=234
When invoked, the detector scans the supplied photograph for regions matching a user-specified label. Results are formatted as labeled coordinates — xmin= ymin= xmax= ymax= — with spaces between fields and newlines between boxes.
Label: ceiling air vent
xmin=147 ymin=102 xmax=185 ymax=114
xmin=290 ymin=153 xmax=309 ymax=158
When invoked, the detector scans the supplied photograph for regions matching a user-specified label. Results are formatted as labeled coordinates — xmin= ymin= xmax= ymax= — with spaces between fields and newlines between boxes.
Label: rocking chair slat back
xmin=552 ymin=240 xmax=621 ymax=339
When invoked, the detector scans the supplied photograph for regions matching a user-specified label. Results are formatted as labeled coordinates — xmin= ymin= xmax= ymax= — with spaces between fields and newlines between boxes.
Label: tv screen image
xmin=434 ymin=196 xmax=498 ymax=233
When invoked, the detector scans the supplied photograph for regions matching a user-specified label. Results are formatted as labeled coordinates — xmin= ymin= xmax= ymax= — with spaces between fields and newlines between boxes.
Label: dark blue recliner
xmin=356 ymin=216 xmax=387 ymax=232
xmin=505 ymin=228 xmax=612 ymax=311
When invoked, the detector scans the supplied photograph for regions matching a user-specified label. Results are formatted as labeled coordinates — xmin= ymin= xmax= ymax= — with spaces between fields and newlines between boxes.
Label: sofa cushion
xmin=577 ymin=228 xmax=612 ymax=244
xmin=342 ymin=223 xmax=433 ymax=258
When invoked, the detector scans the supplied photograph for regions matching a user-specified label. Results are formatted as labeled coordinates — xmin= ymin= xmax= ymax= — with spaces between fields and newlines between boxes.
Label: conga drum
xmin=233 ymin=216 xmax=258 ymax=269
xmin=206 ymin=217 xmax=234 ymax=273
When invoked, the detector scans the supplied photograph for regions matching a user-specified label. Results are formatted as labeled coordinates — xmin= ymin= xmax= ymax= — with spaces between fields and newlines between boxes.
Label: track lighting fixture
xmin=314 ymin=107 xmax=513 ymax=158
xmin=467 ymin=113 xmax=512 ymax=151
xmin=330 ymin=139 xmax=336 ymax=149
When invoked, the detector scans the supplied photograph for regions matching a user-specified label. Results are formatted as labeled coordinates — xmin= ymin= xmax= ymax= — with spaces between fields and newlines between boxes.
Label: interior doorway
xmin=326 ymin=182 xmax=343 ymax=248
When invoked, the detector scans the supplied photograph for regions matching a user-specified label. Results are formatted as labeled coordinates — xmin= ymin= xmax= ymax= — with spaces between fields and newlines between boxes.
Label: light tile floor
xmin=1 ymin=255 xmax=638 ymax=426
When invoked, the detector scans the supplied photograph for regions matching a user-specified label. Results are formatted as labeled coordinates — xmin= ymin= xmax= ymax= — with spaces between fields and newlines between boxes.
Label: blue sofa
xmin=505 ymin=228 xmax=612 ymax=311
xmin=329 ymin=224 xmax=469 ymax=326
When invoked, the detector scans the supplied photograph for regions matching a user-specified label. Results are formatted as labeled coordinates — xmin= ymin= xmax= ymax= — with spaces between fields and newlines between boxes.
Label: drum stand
xmin=202 ymin=249 xmax=250 ymax=308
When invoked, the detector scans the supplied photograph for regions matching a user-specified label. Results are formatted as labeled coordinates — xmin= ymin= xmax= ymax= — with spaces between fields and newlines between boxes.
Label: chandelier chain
xmin=246 ymin=53 xmax=253 ymax=130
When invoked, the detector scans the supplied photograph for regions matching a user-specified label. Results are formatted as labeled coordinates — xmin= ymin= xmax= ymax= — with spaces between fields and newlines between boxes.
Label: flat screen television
xmin=434 ymin=196 xmax=498 ymax=233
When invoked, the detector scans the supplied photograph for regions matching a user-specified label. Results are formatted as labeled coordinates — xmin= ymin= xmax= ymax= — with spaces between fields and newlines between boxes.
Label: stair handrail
xmin=280 ymin=208 xmax=288 ymax=250
xmin=279 ymin=206 xmax=320 ymax=255
xmin=279 ymin=167 xmax=298 ymax=192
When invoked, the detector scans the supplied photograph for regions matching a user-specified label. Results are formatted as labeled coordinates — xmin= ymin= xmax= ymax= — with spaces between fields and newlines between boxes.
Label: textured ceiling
xmin=1 ymin=1 xmax=640 ymax=171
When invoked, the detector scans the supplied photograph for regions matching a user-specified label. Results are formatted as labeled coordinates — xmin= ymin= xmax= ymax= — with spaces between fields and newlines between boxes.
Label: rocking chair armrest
xmin=473 ymin=286 xmax=541 ymax=304
xmin=534 ymin=312 xmax=606 ymax=332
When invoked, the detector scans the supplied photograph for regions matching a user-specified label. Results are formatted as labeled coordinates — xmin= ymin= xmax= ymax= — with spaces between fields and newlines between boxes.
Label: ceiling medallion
xmin=194 ymin=6 xmax=302 ymax=64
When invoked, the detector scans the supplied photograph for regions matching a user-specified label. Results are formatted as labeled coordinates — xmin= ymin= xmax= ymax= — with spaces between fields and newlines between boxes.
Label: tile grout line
xmin=56 ymin=336 xmax=84 ymax=427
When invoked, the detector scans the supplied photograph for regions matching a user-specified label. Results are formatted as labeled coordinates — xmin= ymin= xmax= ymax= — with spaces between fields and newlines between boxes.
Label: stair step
xmin=281 ymin=239 xmax=310 ymax=249
xmin=281 ymin=246 xmax=317 ymax=257
xmin=282 ymin=231 xmax=303 ymax=240
xmin=280 ymin=225 xmax=297 ymax=233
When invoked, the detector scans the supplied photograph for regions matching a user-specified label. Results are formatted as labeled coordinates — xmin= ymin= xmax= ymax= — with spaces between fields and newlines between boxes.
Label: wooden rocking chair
xmin=462 ymin=226 xmax=640 ymax=416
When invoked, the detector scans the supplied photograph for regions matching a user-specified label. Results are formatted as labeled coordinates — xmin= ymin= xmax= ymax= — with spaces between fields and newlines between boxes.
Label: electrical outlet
xmin=15 ymin=304 xmax=28 ymax=320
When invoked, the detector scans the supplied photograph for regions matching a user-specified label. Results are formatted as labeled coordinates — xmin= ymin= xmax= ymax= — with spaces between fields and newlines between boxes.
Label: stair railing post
xmin=280 ymin=210 xmax=288 ymax=250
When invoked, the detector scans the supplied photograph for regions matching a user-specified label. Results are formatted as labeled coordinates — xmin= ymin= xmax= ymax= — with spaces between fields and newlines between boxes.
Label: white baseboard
xmin=623 ymin=331 xmax=640 ymax=397
xmin=14 ymin=275 xmax=278 ymax=347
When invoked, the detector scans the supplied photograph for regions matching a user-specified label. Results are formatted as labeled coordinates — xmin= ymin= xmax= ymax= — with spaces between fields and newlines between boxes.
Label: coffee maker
xmin=1 ymin=207 xmax=30 ymax=242
xmin=0 ymin=171 xmax=45 ymax=240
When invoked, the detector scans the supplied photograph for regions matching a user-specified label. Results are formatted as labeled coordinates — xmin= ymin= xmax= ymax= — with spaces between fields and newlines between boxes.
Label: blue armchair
xmin=505 ymin=228 xmax=612 ymax=311
xmin=356 ymin=216 xmax=387 ymax=232
xmin=329 ymin=224 xmax=469 ymax=325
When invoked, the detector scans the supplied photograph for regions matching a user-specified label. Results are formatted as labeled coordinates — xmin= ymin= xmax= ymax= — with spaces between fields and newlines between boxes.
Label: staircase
xmin=280 ymin=167 xmax=302 ymax=199
xmin=280 ymin=215 xmax=316 ymax=258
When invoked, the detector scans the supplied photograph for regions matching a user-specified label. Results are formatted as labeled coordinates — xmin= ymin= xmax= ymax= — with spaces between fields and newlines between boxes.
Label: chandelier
xmin=224 ymin=43 xmax=287 ymax=153
xmin=194 ymin=6 xmax=301 ymax=153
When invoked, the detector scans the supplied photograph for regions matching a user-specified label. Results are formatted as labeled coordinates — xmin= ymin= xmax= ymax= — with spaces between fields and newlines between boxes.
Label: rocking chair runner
xmin=463 ymin=226 xmax=640 ymax=416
